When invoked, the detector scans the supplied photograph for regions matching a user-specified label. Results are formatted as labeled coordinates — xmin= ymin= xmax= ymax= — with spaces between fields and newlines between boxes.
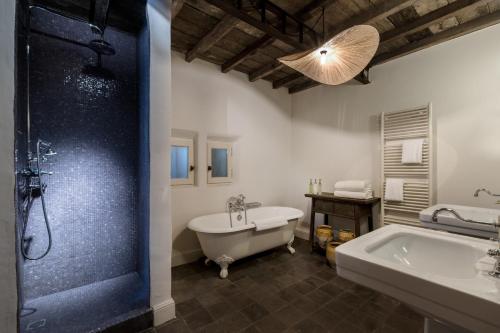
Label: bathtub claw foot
xmin=215 ymin=255 xmax=234 ymax=279
xmin=287 ymin=235 xmax=296 ymax=255
xmin=204 ymin=258 xmax=211 ymax=266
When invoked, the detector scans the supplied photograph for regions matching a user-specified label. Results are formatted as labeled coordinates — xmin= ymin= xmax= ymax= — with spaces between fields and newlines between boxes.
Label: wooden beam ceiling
xmin=326 ymin=0 xmax=415 ymax=37
xmin=221 ymin=35 xmax=275 ymax=73
xmin=296 ymin=0 xmax=339 ymax=22
xmin=249 ymin=61 xmax=284 ymax=82
xmin=204 ymin=0 xmax=316 ymax=51
xmin=172 ymin=0 xmax=500 ymax=95
xmin=288 ymin=80 xmax=321 ymax=94
xmin=171 ymin=0 xmax=185 ymax=20
xmin=273 ymin=73 xmax=303 ymax=89
xmin=185 ymin=15 xmax=239 ymax=62
xmin=379 ymin=0 xmax=490 ymax=46
xmin=372 ymin=9 xmax=500 ymax=65
xmin=246 ymin=0 xmax=337 ymax=83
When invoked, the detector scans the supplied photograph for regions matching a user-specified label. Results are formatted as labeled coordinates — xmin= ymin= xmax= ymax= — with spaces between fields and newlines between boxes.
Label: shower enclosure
xmin=15 ymin=1 xmax=151 ymax=332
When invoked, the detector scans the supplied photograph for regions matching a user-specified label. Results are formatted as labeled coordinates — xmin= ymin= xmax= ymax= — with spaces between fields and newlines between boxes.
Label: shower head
xmin=88 ymin=39 xmax=115 ymax=56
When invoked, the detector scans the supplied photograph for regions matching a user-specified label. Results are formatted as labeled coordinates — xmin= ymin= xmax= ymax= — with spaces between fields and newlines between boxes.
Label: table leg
xmin=354 ymin=218 xmax=361 ymax=237
xmin=309 ymin=209 xmax=315 ymax=251
xmin=368 ymin=214 xmax=374 ymax=231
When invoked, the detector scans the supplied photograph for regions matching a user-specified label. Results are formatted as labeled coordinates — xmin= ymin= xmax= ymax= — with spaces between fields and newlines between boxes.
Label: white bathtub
xmin=188 ymin=206 xmax=304 ymax=278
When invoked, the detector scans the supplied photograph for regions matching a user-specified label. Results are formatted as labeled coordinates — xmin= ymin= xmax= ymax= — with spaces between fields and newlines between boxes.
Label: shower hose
xmin=21 ymin=140 xmax=53 ymax=260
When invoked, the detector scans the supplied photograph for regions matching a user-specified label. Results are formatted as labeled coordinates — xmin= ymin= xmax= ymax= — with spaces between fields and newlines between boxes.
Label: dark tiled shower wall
xmin=21 ymin=8 xmax=146 ymax=300
xmin=137 ymin=23 xmax=151 ymax=293
xmin=15 ymin=0 xmax=29 ymax=307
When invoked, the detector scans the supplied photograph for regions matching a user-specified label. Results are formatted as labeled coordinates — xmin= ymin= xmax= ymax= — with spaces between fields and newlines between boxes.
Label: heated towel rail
xmin=381 ymin=105 xmax=435 ymax=226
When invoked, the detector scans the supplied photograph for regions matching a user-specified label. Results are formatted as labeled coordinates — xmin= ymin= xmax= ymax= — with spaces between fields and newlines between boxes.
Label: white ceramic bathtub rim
xmin=188 ymin=206 xmax=303 ymax=233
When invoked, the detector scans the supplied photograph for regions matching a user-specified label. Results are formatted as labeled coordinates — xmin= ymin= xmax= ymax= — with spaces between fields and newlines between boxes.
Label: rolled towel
xmin=334 ymin=190 xmax=373 ymax=200
xmin=334 ymin=180 xmax=372 ymax=192
xmin=252 ymin=216 xmax=288 ymax=231
xmin=385 ymin=178 xmax=404 ymax=202
xmin=402 ymin=139 xmax=424 ymax=164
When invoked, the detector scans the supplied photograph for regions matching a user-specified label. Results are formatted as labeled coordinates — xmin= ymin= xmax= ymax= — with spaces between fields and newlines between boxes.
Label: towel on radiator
xmin=334 ymin=190 xmax=373 ymax=199
xmin=334 ymin=180 xmax=372 ymax=192
xmin=385 ymin=178 xmax=404 ymax=202
xmin=252 ymin=216 xmax=288 ymax=231
xmin=402 ymin=139 xmax=424 ymax=164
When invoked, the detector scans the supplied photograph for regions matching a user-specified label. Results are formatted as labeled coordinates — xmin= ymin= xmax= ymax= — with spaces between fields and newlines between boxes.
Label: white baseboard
xmin=152 ymin=297 xmax=176 ymax=326
xmin=294 ymin=225 xmax=310 ymax=240
xmin=172 ymin=249 xmax=204 ymax=267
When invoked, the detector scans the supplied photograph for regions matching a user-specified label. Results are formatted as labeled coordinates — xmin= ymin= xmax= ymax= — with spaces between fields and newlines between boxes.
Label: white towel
xmin=334 ymin=180 xmax=372 ymax=192
xmin=334 ymin=190 xmax=373 ymax=200
xmin=402 ymin=139 xmax=424 ymax=164
xmin=252 ymin=216 xmax=288 ymax=231
xmin=385 ymin=178 xmax=404 ymax=202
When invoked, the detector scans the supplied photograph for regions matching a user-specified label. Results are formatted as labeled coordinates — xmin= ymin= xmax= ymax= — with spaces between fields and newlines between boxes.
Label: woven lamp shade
xmin=278 ymin=25 xmax=380 ymax=85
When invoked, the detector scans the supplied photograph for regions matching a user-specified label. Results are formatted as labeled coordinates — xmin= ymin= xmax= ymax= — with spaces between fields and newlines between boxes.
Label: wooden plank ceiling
xmin=172 ymin=0 xmax=500 ymax=94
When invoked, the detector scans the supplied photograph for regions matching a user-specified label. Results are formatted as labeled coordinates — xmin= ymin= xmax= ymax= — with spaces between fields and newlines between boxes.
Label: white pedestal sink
xmin=335 ymin=224 xmax=500 ymax=333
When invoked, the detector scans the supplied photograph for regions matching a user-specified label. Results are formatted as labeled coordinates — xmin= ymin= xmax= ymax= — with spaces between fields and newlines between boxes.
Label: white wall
xmin=0 ymin=0 xmax=17 ymax=332
xmin=171 ymin=53 xmax=292 ymax=265
xmin=148 ymin=0 xmax=175 ymax=326
xmin=290 ymin=24 xmax=500 ymax=227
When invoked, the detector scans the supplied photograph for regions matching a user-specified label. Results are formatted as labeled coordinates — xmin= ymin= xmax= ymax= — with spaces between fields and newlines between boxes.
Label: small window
xmin=171 ymin=137 xmax=194 ymax=186
xmin=207 ymin=141 xmax=232 ymax=184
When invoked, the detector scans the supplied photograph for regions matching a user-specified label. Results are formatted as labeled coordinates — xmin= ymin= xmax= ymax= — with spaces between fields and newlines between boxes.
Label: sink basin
xmin=336 ymin=224 xmax=500 ymax=333
xmin=367 ymin=232 xmax=485 ymax=279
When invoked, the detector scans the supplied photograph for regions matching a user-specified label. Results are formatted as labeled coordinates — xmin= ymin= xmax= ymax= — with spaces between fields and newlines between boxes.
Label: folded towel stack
xmin=334 ymin=180 xmax=373 ymax=199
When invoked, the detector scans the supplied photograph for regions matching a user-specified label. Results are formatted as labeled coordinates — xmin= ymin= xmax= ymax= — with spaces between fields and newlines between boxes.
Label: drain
xmin=26 ymin=319 xmax=46 ymax=330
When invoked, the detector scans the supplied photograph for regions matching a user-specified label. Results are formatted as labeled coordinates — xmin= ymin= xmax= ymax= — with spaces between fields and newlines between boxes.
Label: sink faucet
xmin=473 ymin=188 xmax=500 ymax=204
xmin=432 ymin=207 xmax=500 ymax=278
xmin=487 ymin=246 xmax=500 ymax=278
xmin=226 ymin=194 xmax=247 ymax=227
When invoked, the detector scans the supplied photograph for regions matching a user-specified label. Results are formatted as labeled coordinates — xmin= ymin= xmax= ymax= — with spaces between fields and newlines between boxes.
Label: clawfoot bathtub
xmin=188 ymin=207 xmax=304 ymax=278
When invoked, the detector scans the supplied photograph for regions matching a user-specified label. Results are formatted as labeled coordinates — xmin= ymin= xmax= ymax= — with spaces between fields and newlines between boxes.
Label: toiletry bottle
xmin=313 ymin=179 xmax=318 ymax=194
xmin=318 ymin=179 xmax=322 ymax=194
xmin=308 ymin=179 xmax=313 ymax=194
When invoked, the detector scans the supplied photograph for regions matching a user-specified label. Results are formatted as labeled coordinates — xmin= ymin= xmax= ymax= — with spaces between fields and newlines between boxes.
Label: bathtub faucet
xmin=226 ymin=194 xmax=248 ymax=227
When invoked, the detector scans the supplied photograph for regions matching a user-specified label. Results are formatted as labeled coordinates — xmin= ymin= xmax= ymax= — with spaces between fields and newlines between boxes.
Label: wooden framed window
xmin=171 ymin=137 xmax=195 ymax=186
xmin=207 ymin=141 xmax=233 ymax=184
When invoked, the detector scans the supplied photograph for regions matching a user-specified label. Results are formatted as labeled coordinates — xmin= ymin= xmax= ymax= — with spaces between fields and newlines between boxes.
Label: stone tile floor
xmin=154 ymin=238 xmax=424 ymax=333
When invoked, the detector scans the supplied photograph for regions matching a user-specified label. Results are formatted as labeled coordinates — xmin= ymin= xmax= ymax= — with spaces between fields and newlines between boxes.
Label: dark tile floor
xmin=155 ymin=238 xmax=424 ymax=333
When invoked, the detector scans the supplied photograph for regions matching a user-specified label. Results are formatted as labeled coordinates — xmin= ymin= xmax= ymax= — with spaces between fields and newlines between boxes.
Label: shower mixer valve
xmin=20 ymin=140 xmax=56 ymax=190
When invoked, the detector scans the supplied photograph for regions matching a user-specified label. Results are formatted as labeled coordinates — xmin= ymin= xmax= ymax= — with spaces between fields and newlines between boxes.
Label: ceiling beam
xmin=297 ymin=0 xmax=339 ymax=22
xmin=289 ymin=80 xmax=321 ymax=94
xmin=272 ymin=73 xmax=303 ymax=89
xmin=244 ymin=0 xmax=336 ymax=81
xmin=372 ymin=10 xmax=500 ymax=65
xmin=249 ymin=61 xmax=285 ymax=82
xmin=327 ymin=0 xmax=415 ymax=37
xmin=185 ymin=15 xmax=239 ymax=62
xmin=204 ymin=0 xmax=316 ymax=51
xmin=274 ymin=0 xmax=414 ymax=91
xmin=171 ymin=0 xmax=185 ymax=20
xmin=221 ymin=36 xmax=275 ymax=73
xmin=380 ymin=0 xmax=490 ymax=46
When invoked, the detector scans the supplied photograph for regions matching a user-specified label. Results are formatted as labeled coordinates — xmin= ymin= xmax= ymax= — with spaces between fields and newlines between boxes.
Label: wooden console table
xmin=305 ymin=193 xmax=380 ymax=250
